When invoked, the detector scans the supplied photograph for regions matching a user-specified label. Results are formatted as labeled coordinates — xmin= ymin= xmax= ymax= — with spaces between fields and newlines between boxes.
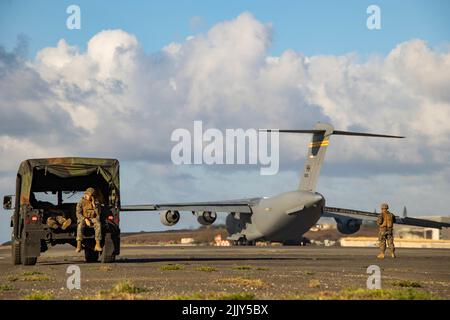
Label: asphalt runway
xmin=0 ymin=245 xmax=449 ymax=299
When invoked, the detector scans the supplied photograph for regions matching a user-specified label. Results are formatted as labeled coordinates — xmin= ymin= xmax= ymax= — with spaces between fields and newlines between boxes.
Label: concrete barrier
xmin=340 ymin=237 xmax=450 ymax=249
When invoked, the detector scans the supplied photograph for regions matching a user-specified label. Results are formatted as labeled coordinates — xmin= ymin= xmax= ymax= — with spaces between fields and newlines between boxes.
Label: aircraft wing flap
xmin=324 ymin=206 xmax=450 ymax=229
xmin=121 ymin=198 xmax=260 ymax=214
xmin=323 ymin=210 xmax=378 ymax=222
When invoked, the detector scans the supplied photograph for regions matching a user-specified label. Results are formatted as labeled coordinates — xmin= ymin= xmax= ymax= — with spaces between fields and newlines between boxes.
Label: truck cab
xmin=3 ymin=158 xmax=121 ymax=265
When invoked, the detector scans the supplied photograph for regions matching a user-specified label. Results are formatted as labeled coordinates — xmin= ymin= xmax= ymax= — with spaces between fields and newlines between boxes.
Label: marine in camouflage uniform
xmin=75 ymin=187 xmax=102 ymax=252
xmin=30 ymin=192 xmax=71 ymax=230
xmin=376 ymin=203 xmax=396 ymax=259
xmin=46 ymin=211 xmax=72 ymax=230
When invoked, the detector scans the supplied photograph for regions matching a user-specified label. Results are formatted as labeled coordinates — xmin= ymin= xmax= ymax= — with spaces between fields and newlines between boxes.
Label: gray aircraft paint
xmin=121 ymin=122 xmax=450 ymax=244
xmin=298 ymin=123 xmax=333 ymax=192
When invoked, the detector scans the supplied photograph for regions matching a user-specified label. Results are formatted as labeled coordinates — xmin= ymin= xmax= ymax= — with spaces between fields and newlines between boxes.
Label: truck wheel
xmin=21 ymin=230 xmax=37 ymax=266
xmin=101 ymin=233 xmax=116 ymax=263
xmin=84 ymin=246 xmax=99 ymax=263
xmin=11 ymin=238 xmax=21 ymax=265
xmin=22 ymin=256 xmax=37 ymax=266
xmin=282 ymin=240 xmax=301 ymax=246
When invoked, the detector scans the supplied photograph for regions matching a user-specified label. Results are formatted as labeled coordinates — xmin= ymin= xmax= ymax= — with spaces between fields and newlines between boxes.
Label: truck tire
xmin=282 ymin=240 xmax=301 ymax=246
xmin=101 ymin=233 xmax=116 ymax=263
xmin=21 ymin=230 xmax=37 ymax=266
xmin=84 ymin=245 xmax=99 ymax=263
xmin=11 ymin=238 xmax=21 ymax=265
xmin=22 ymin=256 xmax=37 ymax=266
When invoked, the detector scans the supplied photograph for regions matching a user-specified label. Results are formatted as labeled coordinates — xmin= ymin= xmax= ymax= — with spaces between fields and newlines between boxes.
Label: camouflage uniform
xmin=76 ymin=197 xmax=102 ymax=241
xmin=30 ymin=195 xmax=71 ymax=230
xmin=377 ymin=203 xmax=396 ymax=258
xmin=46 ymin=209 xmax=71 ymax=230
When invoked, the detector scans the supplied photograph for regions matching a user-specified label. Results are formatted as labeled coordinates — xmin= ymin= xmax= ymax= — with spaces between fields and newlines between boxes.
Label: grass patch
xmin=232 ymin=265 xmax=253 ymax=270
xmin=109 ymin=281 xmax=148 ymax=294
xmin=22 ymin=275 xmax=49 ymax=282
xmin=216 ymin=277 xmax=265 ymax=288
xmin=171 ymin=292 xmax=256 ymax=300
xmin=97 ymin=281 xmax=149 ymax=300
xmin=98 ymin=265 xmax=113 ymax=272
xmin=23 ymin=291 xmax=54 ymax=300
xmin=391 ymin=280 xmax=422 ymax=288
xmin=160 ymin=263 xmax=184 ymax=271
xmin=8 ymin=272 xmax=49 ymax=282
xmin=308 ymin=279 xmax=321 ymax=288
xmin=22 ymin=271 xmax=43 ymax=276
xmin=196 ymin=266 xmax=217 ymax=272
xmin=286 ymin=288 xmax=439 ymax=300
xmin=256 ymin=267 xmax=269 ymax=271
xmin=0 ymin=284 xmax=13 ymax=291
xmin=7 ymin=275 xmax=19 ymax=282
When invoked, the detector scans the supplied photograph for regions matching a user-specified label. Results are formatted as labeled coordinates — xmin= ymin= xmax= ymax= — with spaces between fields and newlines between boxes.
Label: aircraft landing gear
xmin=233 ymin=237 xmax=255 ymax=246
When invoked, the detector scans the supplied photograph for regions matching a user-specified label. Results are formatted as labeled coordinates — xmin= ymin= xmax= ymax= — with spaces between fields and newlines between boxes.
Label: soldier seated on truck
xmin=30 ymin=192 xmax=72 ymax=230
xmin=76 ymin=187 xmax=102 ymax=253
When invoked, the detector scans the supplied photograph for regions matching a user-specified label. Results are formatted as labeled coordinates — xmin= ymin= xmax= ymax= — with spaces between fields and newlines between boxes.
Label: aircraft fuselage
xmin=227 ymin=191 xmax=325 ymax=243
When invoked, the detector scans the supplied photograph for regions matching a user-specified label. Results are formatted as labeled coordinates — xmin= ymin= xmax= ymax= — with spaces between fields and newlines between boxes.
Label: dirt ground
xmin=0 ymin=245 xmax=449 ymax=300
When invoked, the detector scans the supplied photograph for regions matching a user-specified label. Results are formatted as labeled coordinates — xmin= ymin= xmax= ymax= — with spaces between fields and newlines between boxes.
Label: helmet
xmin=85 ymin=187 xmax=95 ymax=196
xmin=381 ymin=203 xmax=389 ymax=209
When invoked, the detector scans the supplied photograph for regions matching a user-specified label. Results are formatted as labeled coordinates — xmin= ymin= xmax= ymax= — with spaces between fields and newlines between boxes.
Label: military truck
xmin=2 ymin=158 xmax=121 ymax=265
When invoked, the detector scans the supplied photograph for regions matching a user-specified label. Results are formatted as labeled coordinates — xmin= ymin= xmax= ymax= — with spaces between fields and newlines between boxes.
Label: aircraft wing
xmin=323 ymin=206 xmax=450 ymax=229
xmin=120 ymin=198 xmax=261 ymax=214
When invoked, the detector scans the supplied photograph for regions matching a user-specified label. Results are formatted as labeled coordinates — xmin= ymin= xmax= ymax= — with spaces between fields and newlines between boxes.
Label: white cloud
xmin=0 ymin=13 xmax=449 ymax=242
xmin=1 ymin=12 xmax=449 ymax=171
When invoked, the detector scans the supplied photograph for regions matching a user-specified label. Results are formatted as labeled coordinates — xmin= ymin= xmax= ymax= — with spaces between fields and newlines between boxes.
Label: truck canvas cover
xmin=17 ymin=157 xmax=120 ymax=205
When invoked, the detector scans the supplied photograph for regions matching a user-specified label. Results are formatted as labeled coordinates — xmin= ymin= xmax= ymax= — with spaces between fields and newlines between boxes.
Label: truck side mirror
xmin=3 ymin=195 xmax=14 ymax=210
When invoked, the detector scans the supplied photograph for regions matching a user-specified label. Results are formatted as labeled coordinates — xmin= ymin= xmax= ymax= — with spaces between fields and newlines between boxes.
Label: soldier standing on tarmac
xmin=377 ymin=203 xmax=396 ymax=259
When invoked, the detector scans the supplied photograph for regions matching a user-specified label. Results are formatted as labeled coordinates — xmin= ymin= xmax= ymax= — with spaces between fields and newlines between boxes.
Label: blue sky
xmin=1 ymin=0 xmax=449 ymax=57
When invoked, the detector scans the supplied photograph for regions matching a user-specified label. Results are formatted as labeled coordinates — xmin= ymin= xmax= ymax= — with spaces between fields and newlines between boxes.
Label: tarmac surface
xmin=0 ymin=245 xmax=449 ymax=299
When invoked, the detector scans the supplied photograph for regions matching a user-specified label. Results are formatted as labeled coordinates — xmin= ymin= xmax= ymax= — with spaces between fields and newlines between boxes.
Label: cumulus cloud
xmin=2 ymin=13 xmax=449 ymax=175
xmin=0 ymin=13 xmax=449 ymax=231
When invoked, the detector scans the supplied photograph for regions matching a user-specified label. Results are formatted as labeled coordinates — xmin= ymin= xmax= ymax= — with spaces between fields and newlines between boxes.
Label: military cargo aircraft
xmin=121 ymin=122 xmax=450 ymax=245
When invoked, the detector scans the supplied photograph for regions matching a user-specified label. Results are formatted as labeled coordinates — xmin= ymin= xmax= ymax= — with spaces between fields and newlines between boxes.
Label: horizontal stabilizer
xmin=332 ymin=130 xmax=404 ymax=138
xmin=260 ymin=122 xmax=404 ymax=192
xmin=260 ymin=129 xmax=404 ymax=139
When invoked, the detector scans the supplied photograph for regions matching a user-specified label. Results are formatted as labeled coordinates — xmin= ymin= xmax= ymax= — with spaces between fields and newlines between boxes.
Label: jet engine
xmin=160 ymin=210 xmax=180 ymax=226
xmin=335 ymin=218 xmax=362 ymax=234
xmin=196 ymin=211 xmax=217 ymax=226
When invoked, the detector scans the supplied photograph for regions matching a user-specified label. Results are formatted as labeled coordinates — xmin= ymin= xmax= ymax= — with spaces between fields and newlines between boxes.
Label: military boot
xmin=75 ymin=240 xmax=82 ymax=253
xmin=46 ymin=218 xmax=58 ymax=230
xmin=94 ymin=240 xmax=103 ymax=252
xmin=377 ymin=252 xmax=385 ymax=259
xmin=61 ymin=218 xmax=72 ymax=230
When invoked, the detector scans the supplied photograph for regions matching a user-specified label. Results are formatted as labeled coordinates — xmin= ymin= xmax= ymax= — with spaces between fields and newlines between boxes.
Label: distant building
xmin=214 ymin=234 xmax=231 ymax=246
xmin=340 ymin=216 xmax=450 ymax=248
xmin=396 ymin=216 xmax=450 ymax=240
xmin=310 ymin=223 xmax=334 ymax=232
xmin=181 ymin=237 xmax=195 ymax=244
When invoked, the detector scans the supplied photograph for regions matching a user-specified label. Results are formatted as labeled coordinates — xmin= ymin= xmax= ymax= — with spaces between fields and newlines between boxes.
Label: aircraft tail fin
xmin=262 ymin=123 xmax=404 ymax=192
